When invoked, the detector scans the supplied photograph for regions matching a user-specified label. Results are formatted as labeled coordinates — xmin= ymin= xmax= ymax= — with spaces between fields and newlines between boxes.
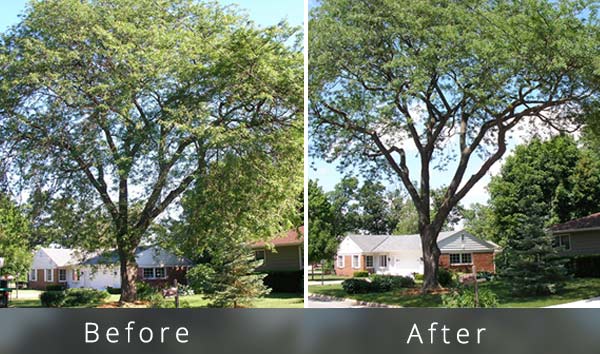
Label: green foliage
xmin=352 ymin=271 xmax=369 ymax=278
xmin=135 ymin=281 xmax=157 ymax=301
xmin=342 ymin=278 xmax=372 ymax=294
xmin=63 ymin=288 xmax=109 ymax=307
xmin=188 ymin=243 xmax=270 ymax=308
xmin=40 ymin=291 xmax=66 ymax=307
xmin=45 ymin=284 xmax=66 ymax=291
xmin=442 ymin=287 xmax=498 ymax=308
xmin=437 ymin=268 xmax=455 ymax=288
xmin=413 ymin=273 xmax=424 ymax=281
xmin=0 ymin=195 xmax=32 ymax=277
xmin=370 ymin=275 xmax=415 ymax=291
xmin=308 ymin=180 xmax=340 ymax=264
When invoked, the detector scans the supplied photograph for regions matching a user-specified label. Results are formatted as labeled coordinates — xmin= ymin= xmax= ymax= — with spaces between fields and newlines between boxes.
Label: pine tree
xmin=499 ymin=214 xmax=569 ymax=296
xmin=188 ymin=239 xmax=270 ymax=308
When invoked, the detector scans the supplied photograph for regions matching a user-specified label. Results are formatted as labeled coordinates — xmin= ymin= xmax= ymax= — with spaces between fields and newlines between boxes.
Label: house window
xmin=365 ymin=256 xmax=373 ymax=268
xmin=45 ymin=269 xmax=53 ymax=282
xmin=379 ymin=255 xmax=387 ymax=267
xmin=29 ymin=269 xmax=37 ymax=281
xmin=352 ymin=255 xmax=360 ymax=269
xmin=58 ymin=269 xmax=67 ymax=282
xmin=337 ymin=255 xmax=344 ymax=268
xmin=560 ymin=235 xmax=571 ymax=250
xmin=255 ymin=250 xmax=265 ymax=261
xmin=154 ymin=268 xmax=166 ymax=279
xmin=461 ymin=253 xmax=472 ymax=264
xmin=449 ymin=254 xmax=461 ymax=264
xmin=142 ymin=268 xmax=167 ymax=279
xmin=72 ymin=269 xmax=80 ymax=282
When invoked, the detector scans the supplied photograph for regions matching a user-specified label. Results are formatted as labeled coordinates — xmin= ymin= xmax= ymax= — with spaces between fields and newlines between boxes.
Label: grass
xmin=309 ymin=277 xmax=600 ymax=308
xmin=10 ymin=290 xmax=303 ymax=308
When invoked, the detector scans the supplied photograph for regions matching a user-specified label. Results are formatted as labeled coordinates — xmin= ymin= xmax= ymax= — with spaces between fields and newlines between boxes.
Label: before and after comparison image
xmin=0 ymin=0 xmax=599 ymax=311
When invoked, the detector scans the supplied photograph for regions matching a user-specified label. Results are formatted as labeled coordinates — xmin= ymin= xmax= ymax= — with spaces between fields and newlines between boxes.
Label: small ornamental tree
xmin=310 ymin=0 xmax=600 ymax=290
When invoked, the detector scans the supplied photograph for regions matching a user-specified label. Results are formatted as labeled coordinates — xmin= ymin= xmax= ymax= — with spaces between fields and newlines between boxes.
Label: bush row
xmin=342 ymin=275 xmax=415 ymax=294
xmin=40 ymin=288 xmax=109 ymax=307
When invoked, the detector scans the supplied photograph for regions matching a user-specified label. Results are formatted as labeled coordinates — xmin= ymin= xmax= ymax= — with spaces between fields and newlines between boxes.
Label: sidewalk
xmin=546 ymin=296 xmax=600 ymax=308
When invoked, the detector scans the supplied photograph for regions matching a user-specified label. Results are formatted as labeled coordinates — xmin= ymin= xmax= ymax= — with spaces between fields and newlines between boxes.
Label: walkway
xmin=546 ymin=296 xmax=600 ymax=308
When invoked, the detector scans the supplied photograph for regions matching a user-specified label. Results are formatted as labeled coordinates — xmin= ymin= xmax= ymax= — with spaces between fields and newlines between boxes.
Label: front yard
xmin=9 ymin=290 xmax=303 ymax=308
xmin=309 ymin=278 xmax=600 ymax=308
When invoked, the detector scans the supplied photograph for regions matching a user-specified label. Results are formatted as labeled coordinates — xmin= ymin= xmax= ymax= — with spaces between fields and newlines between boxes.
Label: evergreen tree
xmin=499 ymin=214 xmax=569 ymax=296
xmin=188 ymin=239 xmax=269 ymax=308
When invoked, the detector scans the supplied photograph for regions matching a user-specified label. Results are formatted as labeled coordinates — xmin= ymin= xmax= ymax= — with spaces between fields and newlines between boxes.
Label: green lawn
xmin=309 ymin=278 xmax=600 ymax=308
xmin=10 ymin=290 xmax=303 ymax=308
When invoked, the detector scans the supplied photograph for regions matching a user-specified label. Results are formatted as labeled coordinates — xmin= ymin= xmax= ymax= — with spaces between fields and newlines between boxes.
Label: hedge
xmin=40 ymin=291 xmax=66 ymax=307
xmin=569 ymin=256 xmax=600 ymax=278
xmin=262 ymin=270 xmax=303 ymax=293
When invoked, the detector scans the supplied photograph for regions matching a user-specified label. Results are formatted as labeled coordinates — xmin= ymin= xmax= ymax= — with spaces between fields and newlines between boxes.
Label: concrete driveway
xmin=546 ymin=296 xmax=600 ymax=308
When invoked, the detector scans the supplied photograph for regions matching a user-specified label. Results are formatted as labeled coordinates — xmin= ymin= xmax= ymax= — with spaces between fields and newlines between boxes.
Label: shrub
xmin=136 ymin=281 xmax=158 ymax=301
xmin=40 ymin=291 xmax=66 ymax=307
xmin=263 ymin=271 xmax=303 ymax=293
xmin=342 ymin=278 xmax=372 ymax=294
xmin=370 ymin=275 xmax=415 ymax=291
xmin=106 ymin=286 xmax=121 ymax=295
xmin=45 ymin=284 xmax=65 ymax=291
xmin=477 ymin=271 xmax=494 ymax=281
xmin=413 ymin=273 xmax=424 ymax=281
xmin=353 ymin=271 xmax=369 ymax=278
xmin=438 ymin=268 xmax=455 ymax=287
xmin=442 ymin=287 xmax=498 ymax=308
xmin=63 ymin=288 xmax=109 ymax=307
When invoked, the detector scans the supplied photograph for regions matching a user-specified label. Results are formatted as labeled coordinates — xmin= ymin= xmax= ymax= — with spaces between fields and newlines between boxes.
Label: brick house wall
xmin=28 ymin=268 xmax=67 ymax=290
xmin=335 ymin=255 xmax=367 ymax=276
xmin=137 ymin=266 xmax=188 ymax=288
xmin=439 ymin=252 xmax=495 ymax=273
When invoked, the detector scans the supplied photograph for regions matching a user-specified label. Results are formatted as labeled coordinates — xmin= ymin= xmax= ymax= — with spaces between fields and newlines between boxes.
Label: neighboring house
xmin=252 ymin=226 xmax=304 ymax=272
xmin=28 ymin=246 xmax=192 ymax=290
xmin=549 ymin=212 xmax=600 ymax=256
xmin=335 ymin=229 xmax=500 ymax=277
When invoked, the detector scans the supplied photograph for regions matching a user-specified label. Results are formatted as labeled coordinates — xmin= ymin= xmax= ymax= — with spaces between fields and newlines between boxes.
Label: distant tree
xmin=462 ymin=203 xmax=496 ymax=242
xmin=0 ymin=0 xmax=301 ymax=302
xmin=310 ymin=0 xmax=600 ymax=290
xmin=308 ymin=180 xmax=339 ymax=276
xmin=0 ymin=195 xmax=32 ymax=279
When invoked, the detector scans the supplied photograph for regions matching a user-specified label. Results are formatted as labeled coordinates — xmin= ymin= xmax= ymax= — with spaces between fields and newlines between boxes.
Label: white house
xmin=335 ymin=230 xmax=500 ymax=277
xmin=28 ymin=246 xmax=192 ymax=290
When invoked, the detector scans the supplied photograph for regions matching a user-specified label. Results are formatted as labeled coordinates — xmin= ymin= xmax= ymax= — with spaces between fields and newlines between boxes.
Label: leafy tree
xmin=308 ymin=180 xmax=339 ymax=276
xmin=462 ymin=203 xmax=496 ymax=243
xmin=310 ymin=0 xmax=600 ymax=290
xmin=0 ymin=0 xmax=301 ymax=301
xmin=0 ymin=195 xmax=32 ymax=279
xmin=393 ymin=199 xmax=420 ymax=234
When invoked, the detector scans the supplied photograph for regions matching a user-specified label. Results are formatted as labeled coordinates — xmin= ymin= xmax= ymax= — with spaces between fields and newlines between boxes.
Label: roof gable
xmin=437 ymin=230 xmax=497 ymax=252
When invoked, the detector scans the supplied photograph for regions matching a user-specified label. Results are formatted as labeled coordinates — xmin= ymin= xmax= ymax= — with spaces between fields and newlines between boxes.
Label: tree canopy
xmin=0 ymin=194 xmax=32 ymax=278
xmin=309 ymin=0 xmax=600 ymax=289
xmin=0 ymin=0 xmax=302 ymax=301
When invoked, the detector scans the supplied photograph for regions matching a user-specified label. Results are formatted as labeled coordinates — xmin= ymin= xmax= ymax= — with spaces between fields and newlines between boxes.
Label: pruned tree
xmin=0 ymin=0 xmax=301 ymax=302
xmin=309 ymin=0 xmax=600 ymax=290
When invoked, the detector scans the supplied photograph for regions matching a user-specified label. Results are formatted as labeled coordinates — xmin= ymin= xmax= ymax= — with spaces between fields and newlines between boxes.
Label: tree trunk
xmin=421 ymin=226 xmax=441 ymax=292
xmin=119 ymin=249 xmax=138 ymax=303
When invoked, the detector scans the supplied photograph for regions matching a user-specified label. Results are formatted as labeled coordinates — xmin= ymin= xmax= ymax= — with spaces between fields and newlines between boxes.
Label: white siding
xmin=31 ymin=249 xmax=58 ymax=269
xmin=337 ymin=237 xmax=364 ymax=255
xmin=69 ymin=265 xmax=120 ymax=290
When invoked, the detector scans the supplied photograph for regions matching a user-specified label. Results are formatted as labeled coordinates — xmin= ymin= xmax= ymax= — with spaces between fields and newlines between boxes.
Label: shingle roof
xmin=252 ymin=226 xmax=304 ymax=248
xmin=82 ymin=245 xmax=192 ymax=267
xmin=41 ymin=248 xmax=82 ymax=267
xmin=346 ymin=230 xmax=492 ymax=252
xmin=550 ymin=212 xmax=600 ymax=232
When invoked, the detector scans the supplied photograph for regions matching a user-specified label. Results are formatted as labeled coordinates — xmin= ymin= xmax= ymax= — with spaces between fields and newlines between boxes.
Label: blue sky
xmin=0 ymin=0 xmax=303 ymax=32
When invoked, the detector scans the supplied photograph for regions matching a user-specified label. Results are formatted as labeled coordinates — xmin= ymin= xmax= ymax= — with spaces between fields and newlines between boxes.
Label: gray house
xmin=550 ymin=212 xmax=600 ymax=256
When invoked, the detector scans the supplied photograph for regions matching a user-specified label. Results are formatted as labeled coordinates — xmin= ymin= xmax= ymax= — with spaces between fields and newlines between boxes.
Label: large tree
xmin=309 ymin=0 xmax=600 ymax=290
xmin=308 ymin=180 xmax=339 ymax=273
xmin=0 ymin=194 xmax=32 ymax=279
xmin=0 ymin=0 xmax=301 ymax=302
